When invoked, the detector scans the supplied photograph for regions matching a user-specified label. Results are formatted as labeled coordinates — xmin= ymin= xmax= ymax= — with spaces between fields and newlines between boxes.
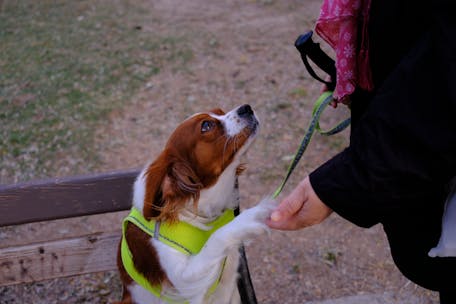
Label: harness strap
xmin=121 ymin=208 xmax=235 ymax=303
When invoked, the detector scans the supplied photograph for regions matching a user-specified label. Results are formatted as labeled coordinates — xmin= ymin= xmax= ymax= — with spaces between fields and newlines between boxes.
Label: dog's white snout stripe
xmin=211 ymin=105 xmax=257 ymax=137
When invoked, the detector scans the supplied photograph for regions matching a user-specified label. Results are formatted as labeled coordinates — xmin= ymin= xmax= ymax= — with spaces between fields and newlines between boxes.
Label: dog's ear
xmin=143 ymin=153 xmax=169 ymax=220
xmin=168 ymin=161 xmax=203 ymax=198
xmin=159 ymin=161 xmax=203 ymax=222
xmin=143 ymin=154 xmax=203 ymax=222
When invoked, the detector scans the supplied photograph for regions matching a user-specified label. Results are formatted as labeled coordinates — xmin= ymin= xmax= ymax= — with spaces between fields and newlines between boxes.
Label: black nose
xmin=237 ymin=104 xmax=254 ymax=117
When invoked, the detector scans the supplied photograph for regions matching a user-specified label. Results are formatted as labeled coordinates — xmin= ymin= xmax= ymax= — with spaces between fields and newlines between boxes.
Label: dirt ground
xmin=1 ymin=0 xmax=440 ymax=303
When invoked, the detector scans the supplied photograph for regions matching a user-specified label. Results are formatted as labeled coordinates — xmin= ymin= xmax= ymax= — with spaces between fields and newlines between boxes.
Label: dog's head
xmin=134 ymin=104 xmax=259 ymax=222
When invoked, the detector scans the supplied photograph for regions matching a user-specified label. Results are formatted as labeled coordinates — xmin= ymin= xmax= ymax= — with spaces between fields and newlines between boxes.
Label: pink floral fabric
xmin=315 ymin=0 xmax=373 ymax=101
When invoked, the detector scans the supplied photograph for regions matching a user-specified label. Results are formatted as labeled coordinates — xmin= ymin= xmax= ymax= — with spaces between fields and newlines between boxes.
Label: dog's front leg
xmin=207 ymin=247 xmax=242 ymax=304
xmin=181 ymin=201 xmax=272 ymax=299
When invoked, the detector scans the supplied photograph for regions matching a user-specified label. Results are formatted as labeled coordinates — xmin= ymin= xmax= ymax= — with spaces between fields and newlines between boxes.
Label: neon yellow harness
xmin=121 ymin=207 xmax=235 ymax=303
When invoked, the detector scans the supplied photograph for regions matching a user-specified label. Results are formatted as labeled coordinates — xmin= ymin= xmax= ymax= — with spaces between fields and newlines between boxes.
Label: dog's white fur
xmin=127 ymin=106 xmax=275 ymax=304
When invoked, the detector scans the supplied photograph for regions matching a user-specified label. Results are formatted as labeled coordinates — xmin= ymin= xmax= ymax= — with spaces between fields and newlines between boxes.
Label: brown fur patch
xmin=124 ymin=222 xmax=169 ymax=286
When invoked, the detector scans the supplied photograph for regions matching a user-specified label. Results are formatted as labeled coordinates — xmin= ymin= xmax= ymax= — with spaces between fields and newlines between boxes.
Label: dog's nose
xmin=237 ymin=104 xmax=254 ymax=117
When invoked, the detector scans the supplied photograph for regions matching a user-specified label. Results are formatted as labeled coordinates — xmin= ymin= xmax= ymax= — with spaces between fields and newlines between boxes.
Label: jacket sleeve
xmin=309 ymin=13 xmax=456 ymax=228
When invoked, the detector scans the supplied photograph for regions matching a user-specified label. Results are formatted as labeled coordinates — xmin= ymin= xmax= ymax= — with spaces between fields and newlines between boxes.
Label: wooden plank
xmin=0 ymin=169 xmax=140 ymax=227
xmin=0 ymin=231 xmax=121 ymax=286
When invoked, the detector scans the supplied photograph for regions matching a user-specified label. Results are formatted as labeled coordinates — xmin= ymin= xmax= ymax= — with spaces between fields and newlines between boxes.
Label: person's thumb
xmin=268 ymin=177 xmax=309 ymax=224
xmin=270 ymin=191 xmax=305 ymax=222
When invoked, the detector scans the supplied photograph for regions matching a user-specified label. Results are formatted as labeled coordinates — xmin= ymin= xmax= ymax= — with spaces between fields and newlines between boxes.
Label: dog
xmin=116 ymin=104 xmax=273 ymax=304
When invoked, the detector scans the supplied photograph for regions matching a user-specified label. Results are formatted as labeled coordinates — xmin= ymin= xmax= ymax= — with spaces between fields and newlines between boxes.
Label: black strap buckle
xmin=295 ymin=31 xmax=337 ymax=91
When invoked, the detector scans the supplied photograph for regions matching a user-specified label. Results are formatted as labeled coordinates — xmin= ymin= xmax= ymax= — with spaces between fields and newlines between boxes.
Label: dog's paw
xmin=225 ymin=197 xmax=277 ymax=239
xmin=239 ymin=196 xmax=277 ymax=222
xmin=256 ymin=196 xmax=278 ymax=219
xmin=230 ymin=217 xmax=269 ymax=241
xmin=213 ymin=197 xmax=277 ymax=246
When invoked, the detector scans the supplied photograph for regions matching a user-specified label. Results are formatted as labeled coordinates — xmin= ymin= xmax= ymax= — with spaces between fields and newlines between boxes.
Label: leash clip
xmin=295 ymin=31 xmax=337 ymax=91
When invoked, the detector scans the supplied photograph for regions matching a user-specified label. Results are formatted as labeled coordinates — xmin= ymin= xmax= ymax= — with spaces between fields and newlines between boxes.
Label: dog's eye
xmin=201 ymin=120 xmax=215 ymax=133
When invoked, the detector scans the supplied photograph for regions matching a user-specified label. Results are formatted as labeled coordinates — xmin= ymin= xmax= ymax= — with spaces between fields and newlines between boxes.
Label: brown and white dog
xmin=117 ymin=104 xmax=273 ymax=304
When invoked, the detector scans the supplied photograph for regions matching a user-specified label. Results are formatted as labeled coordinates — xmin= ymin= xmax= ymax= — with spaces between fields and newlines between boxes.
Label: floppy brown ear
xmin=156 ymin=161 xmax=203 ymax=222
xmin=144 ymin=161 xmax=203 ymax=222
xmin=143 ymin=153 xmax=169 ymax=220
xmin=169 ymin=162 xmax=203 ymax=197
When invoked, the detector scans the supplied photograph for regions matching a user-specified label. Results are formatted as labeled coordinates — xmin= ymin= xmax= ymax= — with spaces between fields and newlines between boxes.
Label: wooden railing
xmin=0 ymin=169 xmax=139 ymax=286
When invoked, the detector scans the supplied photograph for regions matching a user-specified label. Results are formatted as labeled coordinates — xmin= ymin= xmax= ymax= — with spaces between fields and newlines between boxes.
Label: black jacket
xmin=309 ymin=0 xmax=456 ymax=291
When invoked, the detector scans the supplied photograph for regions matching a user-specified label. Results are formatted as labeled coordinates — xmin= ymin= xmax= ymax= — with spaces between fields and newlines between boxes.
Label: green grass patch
xmin=0 ymin=0 xmax=193 ymax=183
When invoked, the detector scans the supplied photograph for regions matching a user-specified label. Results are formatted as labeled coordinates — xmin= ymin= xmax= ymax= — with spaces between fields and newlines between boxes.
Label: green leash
xmin=272 ymin=91 xmax=350 ymax=198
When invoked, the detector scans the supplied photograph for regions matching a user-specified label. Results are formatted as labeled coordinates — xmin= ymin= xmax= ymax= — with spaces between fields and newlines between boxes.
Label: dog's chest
xmin=146 ymin=238 xmax=241 ymax=304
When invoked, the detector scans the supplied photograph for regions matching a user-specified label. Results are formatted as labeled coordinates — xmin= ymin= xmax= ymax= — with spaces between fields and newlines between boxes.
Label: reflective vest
xmin=121 ymin=207 xmax=235 ymax=303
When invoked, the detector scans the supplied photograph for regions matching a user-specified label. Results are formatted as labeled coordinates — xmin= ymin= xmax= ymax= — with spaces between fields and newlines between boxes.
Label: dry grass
xmin=0 ymin=0 xmax=192 ymax=183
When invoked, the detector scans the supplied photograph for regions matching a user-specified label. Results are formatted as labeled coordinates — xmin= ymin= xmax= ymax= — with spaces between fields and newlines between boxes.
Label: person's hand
xmin=266 ymin=177 xmax=333 ymax=230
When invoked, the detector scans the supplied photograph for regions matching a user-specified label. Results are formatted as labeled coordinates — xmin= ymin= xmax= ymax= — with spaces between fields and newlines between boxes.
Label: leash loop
xmin=272 ymin=91 xmax=350 ymax=198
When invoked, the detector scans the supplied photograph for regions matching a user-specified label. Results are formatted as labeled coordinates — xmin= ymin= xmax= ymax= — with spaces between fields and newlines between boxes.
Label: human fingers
xmin=266 ymin=212 xmax=305 ymax=230
xmin=266 ymin=198 xmax=330 ymax=230
xmin=266 ymin=179 xmax=309 ymax=230
xmin=270 ymin=179 xmax=308 ymax=223
xmin=296 ymin=195 xmax=333 ymax=227
xmin=266 ymin=178 xmax=333 ymax=230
